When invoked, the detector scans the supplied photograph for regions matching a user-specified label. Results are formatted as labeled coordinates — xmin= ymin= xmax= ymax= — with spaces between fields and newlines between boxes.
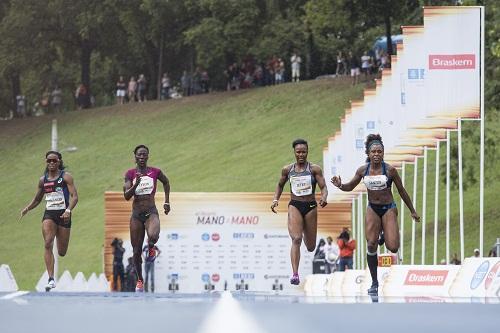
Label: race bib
xmin=134 ymin=176 xmax=154 ymax=195
xmin=45 ymin=190 xmax=66 ymax=210
xmin=364 ymin=175 xmax=388 ymax=191
xmin=290 ymin=175 xmax=313 ymax=196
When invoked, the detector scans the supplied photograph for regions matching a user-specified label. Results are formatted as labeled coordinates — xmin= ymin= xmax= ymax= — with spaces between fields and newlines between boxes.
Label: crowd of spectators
xmin=335 ymin=47 xmax=390 ymax=85
xmin=5 ymin=47 xmax=391 ymax=119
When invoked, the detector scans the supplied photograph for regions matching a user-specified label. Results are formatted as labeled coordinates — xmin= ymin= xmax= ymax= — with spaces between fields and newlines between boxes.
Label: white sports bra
xmin=363 ymin=162 xmax=392 ymax=191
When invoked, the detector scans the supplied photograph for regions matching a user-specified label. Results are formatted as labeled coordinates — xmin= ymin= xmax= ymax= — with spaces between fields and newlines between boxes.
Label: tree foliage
xmin=0 ymin=0 xmax=497 ymax=117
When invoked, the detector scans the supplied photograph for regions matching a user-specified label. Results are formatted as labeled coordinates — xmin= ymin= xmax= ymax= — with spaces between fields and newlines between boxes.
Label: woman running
xmin=123 ymin=145 xmax=170 ymax=292
xmin=20 ymin=151 xmax=78 ymax=291
xmin=331 ymin=134 xmax=420 ymax=295
xmin=271 ymin=139 xmax=328 ymax=285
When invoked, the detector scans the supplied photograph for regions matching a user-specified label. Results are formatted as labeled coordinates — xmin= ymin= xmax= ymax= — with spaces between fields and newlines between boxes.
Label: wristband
xmin=65 ymin=208 xmax=71 ymax=214
xmin=163 ymin=203 xmax=170 ymax=207
xmin=272 ymin=199 xmax=278 ymax=203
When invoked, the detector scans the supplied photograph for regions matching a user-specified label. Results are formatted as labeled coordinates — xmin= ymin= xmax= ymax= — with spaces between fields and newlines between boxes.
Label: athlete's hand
xmin=19 ymin=207 xmax=29 ymax=222
xmin=319 ymin=198 xmax=328 ymax=208
xmin=331 ymin=176 xmax=342 ymax=188
xmin=60 ymin=210 xmax=71 ymax=223
xmin=163 ymin=203 xmax=170 ymax=215
xmin=20 ymin=207 xmax=29 ymax=218
xmin=271 ymin=200 xmax=279 ymax=214
xmin=411 ymin=212 xmax=421 ymax=223
xmin=133 ymin=173 xmax=142 ymax=187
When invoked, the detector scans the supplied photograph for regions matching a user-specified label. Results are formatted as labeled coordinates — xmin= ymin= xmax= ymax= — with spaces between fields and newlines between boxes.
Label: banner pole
xmin=411 ymin=157 xmax=418 ymax=265
xmin=422 ymin=147 xmax=428 ymax=264
xmin=433 ymin=141 xmax=440 ymax=265
xmin=458 ymin=118 xmax=465 ymax=262
xmin=446 ymin=129 xmax=451 ymax=264
xmin=51 ymin=119 xmax=59 ymax=281
xmin=400 ymin=162 xmax=406 ymax=263
xmin=352 ymin=197 xmax=356 ymax=269
xmin=480 ymin=6 xmax=485 ymax=257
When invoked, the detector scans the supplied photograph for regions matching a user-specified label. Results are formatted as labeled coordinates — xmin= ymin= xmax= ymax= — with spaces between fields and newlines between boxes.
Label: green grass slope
xmin=0 ymin=79 xmax=364 ymax=289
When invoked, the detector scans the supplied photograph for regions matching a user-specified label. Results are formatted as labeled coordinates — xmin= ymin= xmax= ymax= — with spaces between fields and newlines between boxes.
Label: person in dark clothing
xmin=111 ymin=238 xmax=125 ymax=291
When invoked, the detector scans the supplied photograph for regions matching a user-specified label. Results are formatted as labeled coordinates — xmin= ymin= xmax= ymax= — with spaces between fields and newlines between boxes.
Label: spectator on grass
xmin=160 ymin=73 xmax=171 ymax=100
xmin=181 ymin=70 xmax=191 ymax=96
xmin=75 ymin=83 xmax=88 ymax=110
xmin=128 ymin=76 xmax=137 ymax=102
xmin=116 ymin=76 xmax=127 ymax=105
xmin=349 ymin=51 xmax=360 ymax=86
xmin=361 ymin=51 xmax=371 ymax=81
xmin=51 ymin=86 xmax=62 ymax=112
xmin=137 ymin=74 xmax=147 ymax=102
xmin=291 ymin=52 xmax=302 ymax=82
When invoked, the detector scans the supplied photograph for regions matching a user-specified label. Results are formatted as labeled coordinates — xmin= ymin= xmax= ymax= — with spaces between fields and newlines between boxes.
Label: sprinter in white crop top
xmin=330 ymin=134 xmax=420 ymax=296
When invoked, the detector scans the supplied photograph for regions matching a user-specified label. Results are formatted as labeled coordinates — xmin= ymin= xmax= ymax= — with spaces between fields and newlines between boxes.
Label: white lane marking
xmin=1 ymin=291 xmax=29 ymax=300
xmin=197 ymin=291 xmax=267 ymax=333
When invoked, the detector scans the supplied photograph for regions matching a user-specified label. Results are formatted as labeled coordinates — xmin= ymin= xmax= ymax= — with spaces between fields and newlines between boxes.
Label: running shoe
xmin=290 ymin=273 xmax=300 ymax=285
xmin=45 ymin=278 xmax=56 ymax=292
xmin=135 ymin=279 xmax=144 ymax=292
xmin=378 ymin=231 xmax=385 ymax=246
xmin=367 ymin=283 xmax=378 ymax=295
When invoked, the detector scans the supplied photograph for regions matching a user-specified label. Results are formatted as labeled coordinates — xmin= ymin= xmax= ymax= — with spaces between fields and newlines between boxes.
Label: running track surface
xmin=1 ymin=291 xmax=499 ymax=333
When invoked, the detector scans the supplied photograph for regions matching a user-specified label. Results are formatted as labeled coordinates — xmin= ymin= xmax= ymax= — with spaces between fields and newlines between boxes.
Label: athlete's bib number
xmin=134 ymin=176 xmax=154 ymax=195
xmin=364 ymin=175 xmax=388 ymax=191
xmin=45 ymin=191 xmax=66 ymax=210
xmin=290 ymin=175 xmax=312 ymax=196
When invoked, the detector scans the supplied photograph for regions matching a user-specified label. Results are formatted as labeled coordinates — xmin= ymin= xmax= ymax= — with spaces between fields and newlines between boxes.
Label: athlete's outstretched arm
xmin=158 ymin=170 xmax=170 ymax=215
xmin=312 ymin=165 xmax=328 ymax=207
xmin=20 ymin=178 xmax=45 ymax=218
xmin=331 ymin=166 xmax=364 ymax=192
xmin=390 ymin=166 xmax=420 ymax=222
xmin=271 ymin=166 xmax=289 ymax=213
xmin=60 ymin=173 xmax=78 ymax=222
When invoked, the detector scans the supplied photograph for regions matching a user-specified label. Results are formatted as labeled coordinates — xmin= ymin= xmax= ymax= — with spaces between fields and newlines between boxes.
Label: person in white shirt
xmin=323 ymin=236 xmax=339 ymax=274
xmin=291 ymin=52 xmax=302 ymax=82
xmin=361 ymin=51 xmax=371 ymax=81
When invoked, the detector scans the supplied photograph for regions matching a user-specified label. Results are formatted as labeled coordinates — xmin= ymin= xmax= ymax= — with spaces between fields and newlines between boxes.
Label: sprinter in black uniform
xmin=271 ymin=139 xmax=328 ymax=285
xmin=331 ymin=134 xmax=419 ymax=295
xmin=20 ymin=151 xmax=78 ymax=291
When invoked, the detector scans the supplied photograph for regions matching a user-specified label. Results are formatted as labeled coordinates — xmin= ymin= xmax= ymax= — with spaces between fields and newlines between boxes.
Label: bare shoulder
xmin=385 ymin=163 xmax=399 ymax=177
xmin=63 ymin=172 xmax=75 ymax=182
xmin=310 ymin=163 xmax=323 ymax=173
xmin=356 ymin=164 xmax=367 ymax=175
